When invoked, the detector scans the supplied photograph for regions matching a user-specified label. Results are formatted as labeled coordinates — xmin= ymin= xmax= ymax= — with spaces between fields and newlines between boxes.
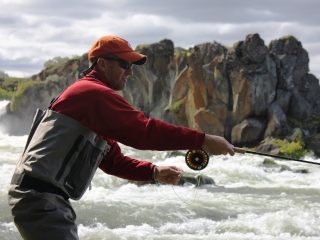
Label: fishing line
xmin=172 ymin=149 xmax=209 ymax=205
xmin=171 ymin=171 xmax=201 ymax=205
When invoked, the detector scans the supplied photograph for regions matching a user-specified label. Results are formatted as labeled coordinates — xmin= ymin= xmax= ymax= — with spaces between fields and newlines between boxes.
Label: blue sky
xmin=1 ymin=0 xmax=320 ymax=80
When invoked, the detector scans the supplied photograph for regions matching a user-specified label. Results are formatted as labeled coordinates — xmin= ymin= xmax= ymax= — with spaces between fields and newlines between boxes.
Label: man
xmin=8 ymin=35 xmax=235 ymax=240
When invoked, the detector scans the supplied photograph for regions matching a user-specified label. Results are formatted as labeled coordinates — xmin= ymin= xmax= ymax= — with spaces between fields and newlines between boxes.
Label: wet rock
xmin=262 ymin=158 xmax=292 ymax=172
xmin=178 ymin=172 xmax=215 ymax=186
xmin=256 ymin=142 xmax=280 ymax=155
xmin=231 ymin=118 xmax=267 ymax=145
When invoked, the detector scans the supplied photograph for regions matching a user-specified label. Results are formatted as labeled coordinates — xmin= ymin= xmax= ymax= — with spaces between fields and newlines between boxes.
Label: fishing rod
xmin=185 ymin=147 xmax=320 ymax=170
xmin=233 ymin=147 xmax=320 ymax=166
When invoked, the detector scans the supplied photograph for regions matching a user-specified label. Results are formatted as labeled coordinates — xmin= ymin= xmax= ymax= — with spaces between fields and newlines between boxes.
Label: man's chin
xmin=115 ymin=84 xmax=126 ymax=91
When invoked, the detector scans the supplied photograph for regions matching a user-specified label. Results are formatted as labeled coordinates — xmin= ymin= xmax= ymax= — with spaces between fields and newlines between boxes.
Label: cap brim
xmin=114 ymin=52 xmax=147 ymax=65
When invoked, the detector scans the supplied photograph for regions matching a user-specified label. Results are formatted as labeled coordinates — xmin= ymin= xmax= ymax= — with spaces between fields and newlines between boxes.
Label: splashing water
xmin=0 ymin=100 xmax=9 ymax=116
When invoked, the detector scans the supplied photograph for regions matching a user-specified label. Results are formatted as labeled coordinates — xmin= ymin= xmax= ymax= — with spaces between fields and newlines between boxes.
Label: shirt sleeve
xmin=99 ymin=139 xmax=155 ymax=182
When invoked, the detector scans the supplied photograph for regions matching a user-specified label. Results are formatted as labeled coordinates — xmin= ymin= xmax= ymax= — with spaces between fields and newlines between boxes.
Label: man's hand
xmin=154 ymin=166 xmax=183 ymax=185
xmin=202 ymin=134 xmax=235 ymax=156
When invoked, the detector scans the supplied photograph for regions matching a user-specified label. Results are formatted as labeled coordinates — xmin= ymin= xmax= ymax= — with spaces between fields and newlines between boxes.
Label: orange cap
xmin=88 ymin=35 xmax=147 ymax=65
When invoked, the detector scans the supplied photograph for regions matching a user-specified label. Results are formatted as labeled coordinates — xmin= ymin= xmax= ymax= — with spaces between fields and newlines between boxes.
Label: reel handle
xmin=233 ymin=147 xmax=246 ymax=154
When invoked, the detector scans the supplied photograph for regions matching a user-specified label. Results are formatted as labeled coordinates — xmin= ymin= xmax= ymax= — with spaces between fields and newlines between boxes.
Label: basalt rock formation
xmin=126 ymin=34 xmax=320 ymax=154
xmin=1 ymin=33 xmax=319 ymax=155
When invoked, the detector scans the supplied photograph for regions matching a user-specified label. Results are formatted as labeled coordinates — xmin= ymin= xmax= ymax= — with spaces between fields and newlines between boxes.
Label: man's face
xmin=101 ymin=58 xmax=133 ymax=91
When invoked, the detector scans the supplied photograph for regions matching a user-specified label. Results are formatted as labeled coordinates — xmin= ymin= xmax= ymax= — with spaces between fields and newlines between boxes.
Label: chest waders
xmin=10 ymin=108 xmax=110 ymax=200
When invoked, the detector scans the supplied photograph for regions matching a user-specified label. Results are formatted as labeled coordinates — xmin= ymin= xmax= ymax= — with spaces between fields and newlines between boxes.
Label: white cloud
xmin=0 ymin=0 xmax=319 ymax=81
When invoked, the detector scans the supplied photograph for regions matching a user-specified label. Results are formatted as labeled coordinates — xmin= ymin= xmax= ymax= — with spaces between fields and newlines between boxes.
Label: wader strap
xmin=49 ymin=94 xmax=63 ymax=109
xmin=11 ymin=173 xmax=69 ymax=200
xmin=21 ymin=109 xmax=45 ymax=156
xmin=10 ymin=173 xmax=24 ymax=186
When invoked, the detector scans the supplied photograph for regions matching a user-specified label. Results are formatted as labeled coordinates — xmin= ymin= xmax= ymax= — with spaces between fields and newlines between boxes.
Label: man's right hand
xmin=201 ymin=134 xmax=235 ymax=156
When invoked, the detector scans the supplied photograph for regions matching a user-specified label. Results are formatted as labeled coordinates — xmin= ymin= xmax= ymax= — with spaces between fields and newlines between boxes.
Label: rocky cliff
xmin=1 ymin=33 xmax=319 ymax=155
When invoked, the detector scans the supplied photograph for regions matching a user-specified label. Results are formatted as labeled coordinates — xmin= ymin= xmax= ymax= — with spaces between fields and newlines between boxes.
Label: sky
xmin=1 ymin=0 xmax=320 ymax=80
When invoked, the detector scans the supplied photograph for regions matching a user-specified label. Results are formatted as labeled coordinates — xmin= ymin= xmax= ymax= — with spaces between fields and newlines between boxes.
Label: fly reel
xmin=185 ymin=149 xmax=209 ymax=170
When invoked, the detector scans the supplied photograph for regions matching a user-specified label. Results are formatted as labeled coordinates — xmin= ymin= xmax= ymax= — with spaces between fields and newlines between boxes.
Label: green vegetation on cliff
xmin=11 ymin=80 xmax=43 ymax=113
xmin=44 ymin=56 xmax=79 ymax=70
xmin=10 ymin=75 xmax=60 ymax=114
xmin=0 ymin=88 xmax=13 ymax=100
xmin=169 ymin=98 xmax=185 ymax=113
xmin=0 ymin=77 xmax=29 ymax=100
xmin=263 ymin=132 xmax=309 ymax=159
xmin=274 ymin=138 xmax=308 ymax=159
xmin=174 ymin=50 xmax=191 ymax=57
xmin=280 ymin=35 xmax=297 ymax=41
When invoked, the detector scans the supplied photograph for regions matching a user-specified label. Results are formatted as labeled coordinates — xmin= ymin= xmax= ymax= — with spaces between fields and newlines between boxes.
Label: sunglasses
xmin=103 ymin=57 xmax=133 ymax=70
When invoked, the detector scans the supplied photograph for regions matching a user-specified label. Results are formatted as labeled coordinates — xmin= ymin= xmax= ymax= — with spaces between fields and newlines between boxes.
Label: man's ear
xmin=96 ymin=58 xmax=106 ymax=70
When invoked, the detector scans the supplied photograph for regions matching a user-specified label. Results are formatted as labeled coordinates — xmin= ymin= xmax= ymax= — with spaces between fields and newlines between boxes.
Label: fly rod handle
xmin=233 ymin=147 xmax=246 ymax=154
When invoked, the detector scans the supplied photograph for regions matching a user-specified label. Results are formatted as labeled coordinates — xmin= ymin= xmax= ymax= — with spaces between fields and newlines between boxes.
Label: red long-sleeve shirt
xmin=51 ymin=70 xmax=204 ymax=182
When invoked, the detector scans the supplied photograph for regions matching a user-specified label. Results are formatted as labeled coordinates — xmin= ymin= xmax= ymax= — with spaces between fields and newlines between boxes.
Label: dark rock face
xmin=269 ymin=36 xmax=309 ymax=91
xmin=1 ymin=34 xmax=319 ymax=154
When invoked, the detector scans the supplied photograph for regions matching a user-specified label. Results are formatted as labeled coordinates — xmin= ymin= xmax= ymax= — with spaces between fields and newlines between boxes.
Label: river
xmin=0 ymin=101 xmax=319 ymax=240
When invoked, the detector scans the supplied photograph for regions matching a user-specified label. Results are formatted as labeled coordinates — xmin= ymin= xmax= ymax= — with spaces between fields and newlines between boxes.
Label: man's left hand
xmin=154 ymin=166 xmax=183 ymax=185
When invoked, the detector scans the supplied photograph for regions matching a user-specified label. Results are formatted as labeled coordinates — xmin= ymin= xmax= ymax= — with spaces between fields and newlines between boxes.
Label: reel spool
xmin=185 ymin=149 xmax=209 ymax=170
